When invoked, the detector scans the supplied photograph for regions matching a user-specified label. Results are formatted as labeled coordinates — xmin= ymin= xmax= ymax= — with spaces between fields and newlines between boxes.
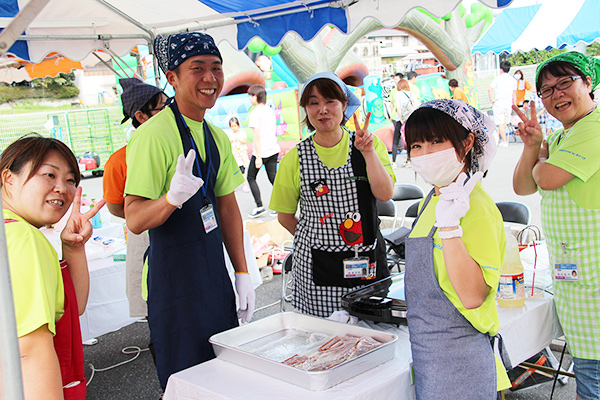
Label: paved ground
xmin=78 ymin=140 xmax=577 ymax=399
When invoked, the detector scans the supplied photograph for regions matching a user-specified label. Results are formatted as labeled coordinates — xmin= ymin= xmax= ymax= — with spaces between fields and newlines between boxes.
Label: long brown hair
xmin=0 ymin=134 xmax=80 ymax=187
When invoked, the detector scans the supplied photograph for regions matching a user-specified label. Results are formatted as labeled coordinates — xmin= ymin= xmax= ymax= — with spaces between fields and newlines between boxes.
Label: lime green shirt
xmin=545 ymin=107 xmax=600 ymax=210
xmin=408 ymin=183 xmax=506 ymax=336
xmin=125 ymin=108 xmax=244 ymax=300
xmin=125 ymin=108 xmax=244 ymax=199
xmin=4 ymin=209 xmax=64 ymax=337
xmin=270 ymin=129 xmax=395 ymax=214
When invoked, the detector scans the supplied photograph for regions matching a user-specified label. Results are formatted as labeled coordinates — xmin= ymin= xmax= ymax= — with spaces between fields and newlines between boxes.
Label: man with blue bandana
xmin=124 ymin=32 xmax=255 ymax=389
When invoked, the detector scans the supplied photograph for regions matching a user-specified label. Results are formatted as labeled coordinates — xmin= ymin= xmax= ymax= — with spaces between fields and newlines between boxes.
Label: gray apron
xmin=405 ymin=191 xmax=497 ymax=400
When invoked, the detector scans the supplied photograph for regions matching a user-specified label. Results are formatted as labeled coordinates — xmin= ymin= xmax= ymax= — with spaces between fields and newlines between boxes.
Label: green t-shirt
xmin=269 ymin=130 xmax=395 ymax=214
xmin=4 ymin=209 xmax=64 ymax=337
xmin=408 ymin=183 xmax=506 ymax=336
xmin=545 ymin=107 xmax=600 ymax=209
xmin=125 ymin=108 xmax=244 ymax=199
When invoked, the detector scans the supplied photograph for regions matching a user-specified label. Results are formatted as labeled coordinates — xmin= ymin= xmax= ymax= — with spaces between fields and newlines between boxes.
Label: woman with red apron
xmin=2 ymin=134 xmax=103 ymax=399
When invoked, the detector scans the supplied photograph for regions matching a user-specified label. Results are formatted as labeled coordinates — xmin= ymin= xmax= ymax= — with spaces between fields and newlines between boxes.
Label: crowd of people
xmin=2 ymin=26 xmax=598 ymax=400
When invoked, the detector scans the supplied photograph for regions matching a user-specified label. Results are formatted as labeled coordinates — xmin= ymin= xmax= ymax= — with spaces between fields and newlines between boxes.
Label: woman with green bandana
xmin=513 ymin=51 xmax=600 ymax=400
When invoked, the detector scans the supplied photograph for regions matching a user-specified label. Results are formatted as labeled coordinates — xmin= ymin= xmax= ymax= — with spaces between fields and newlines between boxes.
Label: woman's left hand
xmin=61 ymin=186 xmax=106 ymax=248
xmin=353 ymin=112 xmax=374 ymax=154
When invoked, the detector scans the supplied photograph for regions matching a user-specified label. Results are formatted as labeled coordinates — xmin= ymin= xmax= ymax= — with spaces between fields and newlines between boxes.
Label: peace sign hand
xmin=353 ymin=112 xmax=374 ymax=154
xmin=166 ymin=149 xmax=204 ymax=208
xmin=512 ymin=103 xmax=543 ymax=148
xmin=61 ymin=186 xmax=107 ymax=248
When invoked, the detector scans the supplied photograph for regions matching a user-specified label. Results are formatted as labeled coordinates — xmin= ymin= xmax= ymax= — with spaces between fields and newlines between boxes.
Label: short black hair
xmin=500 ymin=61 xmax=511 ymax=73
xmin=536 ymin=60 xmax=594 ymax=100
xmin=405 ymin=107 xmax=477 ymax=172
xmin=248 ymin=84 xmax=267 ymax=104
xmin=448 ymin=79 xmax=459 ymax=88
xmin=394 ymin=72 xmax=404 ymax=79
xmin=407 ymin=71 xmax=418 ymax=80
xmin=133 ymin=92 xmax=165 ymax=128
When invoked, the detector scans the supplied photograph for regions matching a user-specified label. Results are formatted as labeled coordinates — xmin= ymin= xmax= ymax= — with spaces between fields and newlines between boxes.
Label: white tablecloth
xmin=164 ymin=295 xmax=562 ymax=400
xmin=43 ymin=223 xmax=261 ymax=342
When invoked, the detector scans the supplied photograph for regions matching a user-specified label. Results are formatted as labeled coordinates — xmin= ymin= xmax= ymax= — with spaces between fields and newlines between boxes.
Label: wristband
xmin=165 ymin=193 xmax=183 ymax=209
xmin=235 ymin=271 xmax=250 ymax=275
xmin=437 ymin=226 xmax=463 ymax=239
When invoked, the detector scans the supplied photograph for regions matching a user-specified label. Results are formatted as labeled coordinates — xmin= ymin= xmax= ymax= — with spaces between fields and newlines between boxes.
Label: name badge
xmin=343 ymin=257 xmax=369 ymax=278
xmin=200 ymin=203 xmax=218 ymax=234
xmin=554 ymin=263 xmax=578 ymax=281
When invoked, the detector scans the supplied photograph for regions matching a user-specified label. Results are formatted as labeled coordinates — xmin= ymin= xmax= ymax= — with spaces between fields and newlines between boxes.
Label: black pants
xmin=247 ymin=153 xmax=278 ymax=208
xmin=392 ymin=120 xmax=403 ymax=162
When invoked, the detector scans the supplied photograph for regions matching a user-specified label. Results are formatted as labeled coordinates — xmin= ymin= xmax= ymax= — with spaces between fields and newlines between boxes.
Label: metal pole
xmin=0 ymin=195 xmax=25 ymax=400
xmin=0 ymin=0 xmax=51 ymax=55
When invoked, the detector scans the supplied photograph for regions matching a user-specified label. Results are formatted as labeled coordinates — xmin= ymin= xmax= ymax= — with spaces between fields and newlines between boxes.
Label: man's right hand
xmin=166 ymin=150 xmax=204 ymax=207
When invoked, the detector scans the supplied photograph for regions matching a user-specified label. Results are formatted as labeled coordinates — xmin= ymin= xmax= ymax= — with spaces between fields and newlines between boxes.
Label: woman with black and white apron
xmin=270 ymin=72 xmax=395 ymax=317
xmin=403 ymin=99 xmax=511 ymax=399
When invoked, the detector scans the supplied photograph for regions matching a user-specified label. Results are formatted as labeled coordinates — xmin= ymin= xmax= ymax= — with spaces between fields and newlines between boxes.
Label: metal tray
xmin=209 ymin=312 xmax=397 ymax=391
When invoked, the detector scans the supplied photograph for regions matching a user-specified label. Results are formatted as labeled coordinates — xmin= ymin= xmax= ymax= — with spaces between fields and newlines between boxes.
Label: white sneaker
xmin=249 ymin=207 xmax=267 ymax=218
xmin=499 ymin=141 xmax=509 ymax=148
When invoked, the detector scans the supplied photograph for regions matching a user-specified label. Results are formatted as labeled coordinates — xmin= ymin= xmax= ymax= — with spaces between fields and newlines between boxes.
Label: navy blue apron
xmin=146 ymin=101 xmax=238 ymax=388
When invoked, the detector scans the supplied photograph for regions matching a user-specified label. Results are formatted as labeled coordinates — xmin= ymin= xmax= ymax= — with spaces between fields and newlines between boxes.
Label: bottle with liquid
xmin=497 ymin=225 xmax=525 ymax=308
xmin=90 ymin=199 xmax=102 ymax=229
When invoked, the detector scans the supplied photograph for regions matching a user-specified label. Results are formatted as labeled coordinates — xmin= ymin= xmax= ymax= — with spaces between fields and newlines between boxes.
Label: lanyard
xmin=170 ymin=100 xmax=211 ymax=202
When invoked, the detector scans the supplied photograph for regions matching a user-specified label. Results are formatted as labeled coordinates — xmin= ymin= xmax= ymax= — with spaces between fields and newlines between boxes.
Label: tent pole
xmin=0 ymin=195 xmax=25 ymax=400
xmin=104 ymin=47 xmax=142 ymax=80
xmin=92 ymin=52 xmax=125 ymax=79
xmin=0 ymin=0 xmax=51 ymax=55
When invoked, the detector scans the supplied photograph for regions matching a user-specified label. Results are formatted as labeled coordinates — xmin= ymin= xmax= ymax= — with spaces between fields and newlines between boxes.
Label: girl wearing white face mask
xmin=403 ymin=99 xmax=510 ymax=399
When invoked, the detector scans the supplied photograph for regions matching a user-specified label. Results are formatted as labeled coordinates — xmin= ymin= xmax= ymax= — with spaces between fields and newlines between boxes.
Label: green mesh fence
xmin=0 ymin=107 xmax=127 ymax=169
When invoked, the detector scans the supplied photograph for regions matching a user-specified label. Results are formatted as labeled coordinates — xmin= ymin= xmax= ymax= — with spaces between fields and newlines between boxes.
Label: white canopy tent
xmin=472 ymin=0 xmax=600 ymax=54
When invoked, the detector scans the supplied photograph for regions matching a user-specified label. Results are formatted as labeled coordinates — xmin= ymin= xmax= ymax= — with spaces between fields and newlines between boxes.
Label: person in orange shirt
xmin=513 ymin=69 xmax=532 ymax=107
xmin=103 ymin=78 xmax=168 ymax=317
xmin=449 ymin=79 xmax=469 ymax=104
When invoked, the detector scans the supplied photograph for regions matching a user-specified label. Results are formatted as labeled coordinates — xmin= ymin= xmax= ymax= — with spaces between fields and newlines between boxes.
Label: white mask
xmin=410 ymin=147 xmax=465 ymax=187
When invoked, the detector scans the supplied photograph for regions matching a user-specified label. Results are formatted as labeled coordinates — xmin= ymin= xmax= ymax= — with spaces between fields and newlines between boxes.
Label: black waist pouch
xmin=312 ymin=232 xmax=389 ymax=288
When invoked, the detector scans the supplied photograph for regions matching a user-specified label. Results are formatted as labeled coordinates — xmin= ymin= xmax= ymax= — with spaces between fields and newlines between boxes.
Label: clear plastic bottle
xmin=90 ymin=199 xmax=102 ymax=229
xmin=497 ymin=226 xmax=525 ymax=307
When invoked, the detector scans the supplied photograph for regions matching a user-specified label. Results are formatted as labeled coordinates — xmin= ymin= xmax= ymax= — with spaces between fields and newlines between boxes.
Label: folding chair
xmin=280 ymin=251 xmax=294 ymax=312
xmin=392 ymin=183 xmax=424 ymax=203
xmin=495 ymin=201 xmax=531 ymax=226
xmin=376 ymin=199 xmax=398 ymax=235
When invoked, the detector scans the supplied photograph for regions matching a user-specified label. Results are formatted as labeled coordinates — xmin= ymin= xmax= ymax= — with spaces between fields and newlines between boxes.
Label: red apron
xmin=53 ymin=260 xmax=87 ymax=399
xmin=4 ymin=219 xmax=86 ymax=398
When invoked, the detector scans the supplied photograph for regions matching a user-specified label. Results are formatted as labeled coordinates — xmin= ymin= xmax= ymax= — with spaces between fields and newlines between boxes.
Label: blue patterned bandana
xmin=154 ymin=32 xmax=222 ymax=74
xmin=420 ymin=99 xmax=497 ymax=173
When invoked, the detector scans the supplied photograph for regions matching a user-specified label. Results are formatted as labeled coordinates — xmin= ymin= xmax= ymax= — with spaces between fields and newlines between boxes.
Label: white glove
xmin=235 ymin=272 xmax=255 ymax=323
xmin=434 ymin=172 xmax=483 ymax=228
xmin=165 ymin=150 xmax=204 ymax=207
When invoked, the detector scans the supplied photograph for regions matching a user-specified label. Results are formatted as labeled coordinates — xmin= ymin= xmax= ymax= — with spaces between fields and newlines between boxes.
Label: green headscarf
xmin=536 ymin=51 xmax=600 ymax=89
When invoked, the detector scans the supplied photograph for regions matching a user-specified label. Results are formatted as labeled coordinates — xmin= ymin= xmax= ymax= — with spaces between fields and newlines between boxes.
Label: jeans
xmin=573 ymin=357 xmax=600 ymax=400
xmin=247 ymin=153 xmax=278 ymax=208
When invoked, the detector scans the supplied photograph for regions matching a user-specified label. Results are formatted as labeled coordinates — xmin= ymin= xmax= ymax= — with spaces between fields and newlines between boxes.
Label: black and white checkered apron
xmin=293 ymin=132 xmax=380 ymax=317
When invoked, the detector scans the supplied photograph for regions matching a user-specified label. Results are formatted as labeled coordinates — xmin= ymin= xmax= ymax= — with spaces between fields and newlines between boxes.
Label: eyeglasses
xmin=149 ymin=96 xmax=173 ymax=112
xmin=538 ymin=76 xmax=581 ymax=99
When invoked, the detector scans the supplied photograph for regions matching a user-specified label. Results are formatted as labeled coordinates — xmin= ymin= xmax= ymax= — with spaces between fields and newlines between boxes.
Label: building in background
xmin=352 ymin=28 xmax=442 ymax=77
